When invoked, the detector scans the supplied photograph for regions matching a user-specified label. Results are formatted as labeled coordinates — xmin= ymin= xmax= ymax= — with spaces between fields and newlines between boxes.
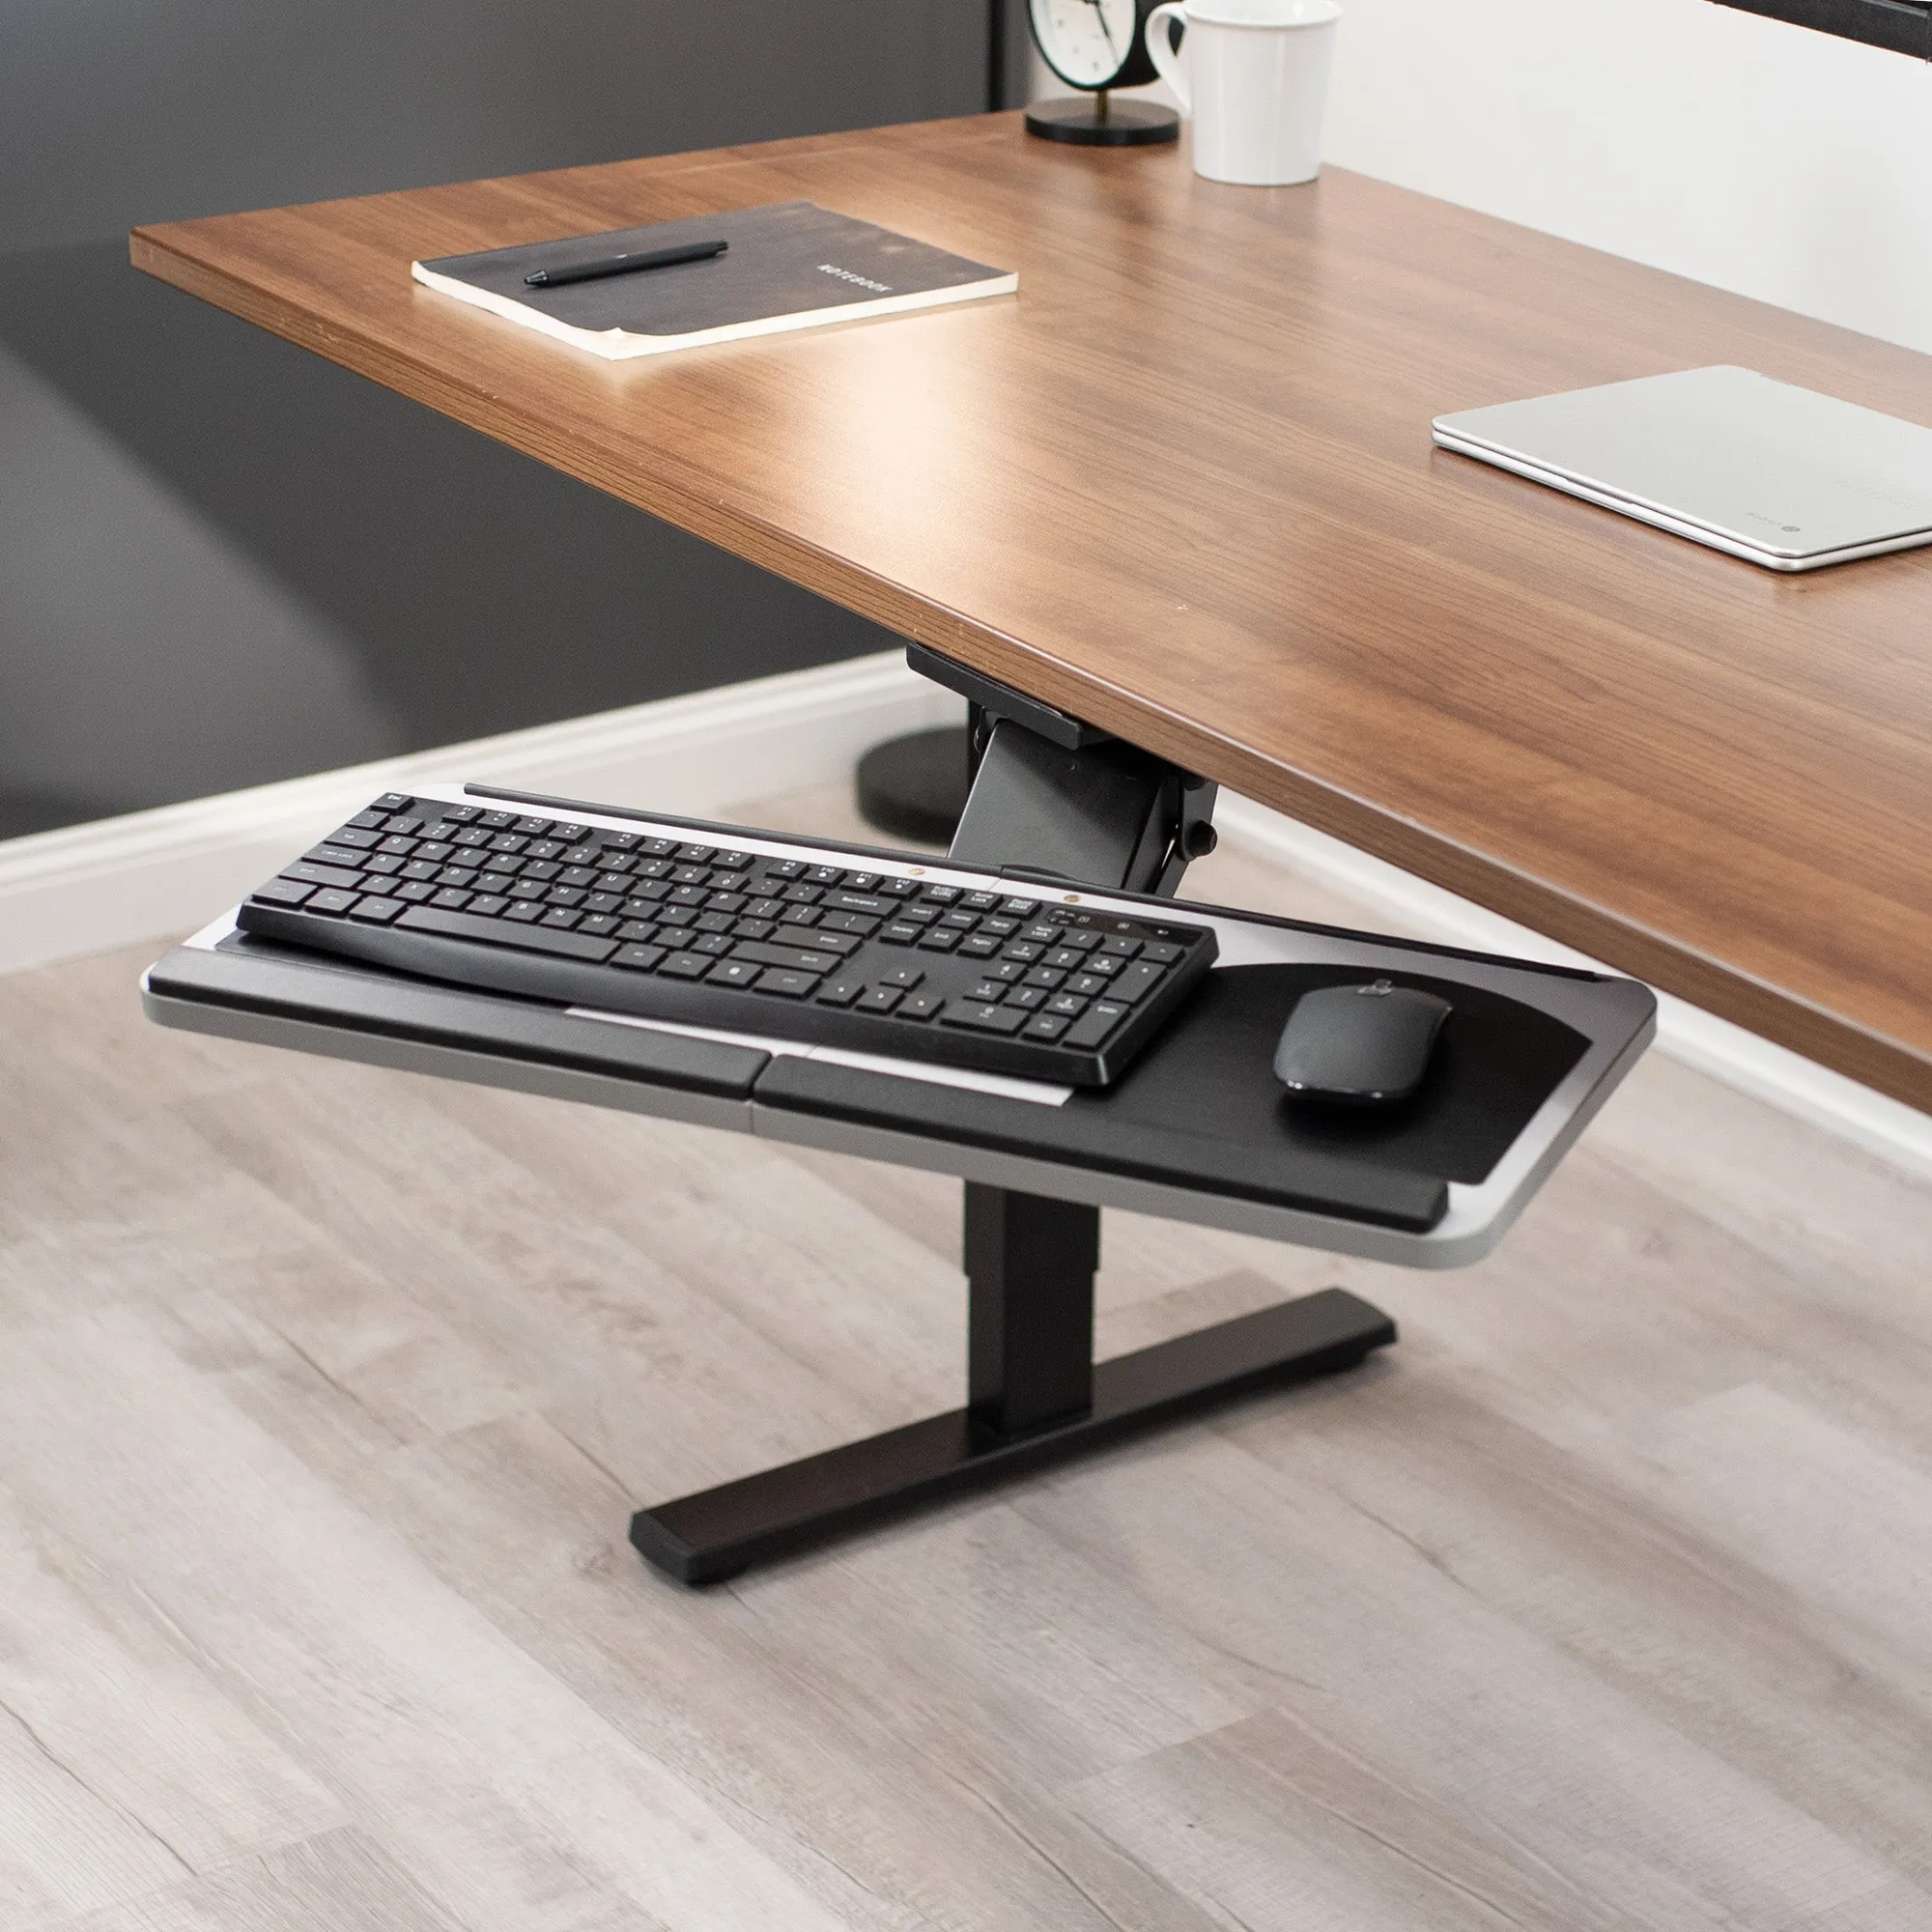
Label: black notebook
xmin=412 ymin=201 xmax=1017 ymax=360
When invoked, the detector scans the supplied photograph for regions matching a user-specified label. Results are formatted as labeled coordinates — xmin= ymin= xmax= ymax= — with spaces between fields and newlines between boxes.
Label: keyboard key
xmin=1099 ymin=936 xmax=1142 ymax=958
xmin=878 ymin=877 xmax=921 ymax=898
xmin=1064 ymin=1000 xmax=1129 ymax=1048
xmin=469 ymin=895 xmax=509 ymax=917
xmin=694 ymin=912 xmax=735 ymax=934
xmin=766 ymin=860 xmax=806 ymax=879
xmin=1068 ymin=973 xmax=1108 ymax=997
xmin=778 ymin=923 xmax=858 ymax=954
xmin=985 ymin=959 xmax=1027 ymax=982
xmin=579 ymin=915 xmax=620 ymax=937
xmin=967 ymin=980 xmax=1006 ymax=1003
xmin=1108 ymin=960 xmax=1167 ymax=1004
xmin=877 ymin=963 xmax=923 ymax=988
xmin=441 ymin=804 xmax=483 ymax=824
xmin=1045 ymin=949 xmax=1084 ymax=971
xmin=781 ymin=905 xmax=822 ymax=926
xmin=958 ymin=936 xmax=1002 ymax=958
xmin=546 ymin=888 xmax=587 ymax=908
xmin=940 ymin=1000 xmax=1025 ymax=1036
xmin=917 ymin=929 xmax=961 ymax=952
xmin=503 ymin=900 xmax=544 ymax=923
xmin=305 ymin=888 xmax=358 ymax=915
xmin=326 ymin=826 xmax=383 ymax=849
xmin=817 ymin=910 xmax=879 ymax=936
xmin=879 ymin=923 xmax=921 ymax=946
xmin=756 ymin=969 xmax=820 ymax=998
xmin=1002 ymin=942 xmax=1042 ymax=963
xmin=435 ymin=866 xmax=478 ymax=887
xmin=251 ymin=878 xmax=315 ymax=906
xmin=280 ymin=861 xmax=365 ymax=891
xmin=348 ymin=896 xmax=404 ymax=923
xmin=372 ymin=792 xmax=413 ymax=813
xmin=656 ymin=906 xmax=696 ymax=928
xmin=846 ymin=872 xmax=880 ymax=891
xmin=513 ymin=815 xmax=553 ymax=836
xmin=394 ymin=904 xmax=617 ymax=960
xmin=1045 ymin=992 xmax=1089 ymax=1017
xmin=346 ymin=810 xmax=386 ymax=831
xmin=923 ymin=884 xmax=961 ymax=904
xmin=612 ymin=942 xmax=665 ymax=972
xmin=1023 ymin=1014 xmax=1070 ymax=1040
xmin=617 ymin=920 xmax=660 ymax=942
xmin=675 ymin=843 xmax=716 ymax=864
xmin=1087 ymin=953 xmax=1123 ymax=978
xmin=659 ymin=952 xmax=710 ymax=979
xmin=401 ymin=861 xmax=440 ymax=882
xmin=1006 ymin=985 xmax=1049 ymax=1009
xmin=1024 ymin=966 xmax=1066 ymax=988
xmin=816 ymin=974 xmax=867 ymax=1006
xmin=940 ymin=910 xmax=979 ymax=931
xmin=712 ymin=850 xmax=753 ymax=872
xmin=899 ymin=905 xmax=939 ymax=926
xmin=639 ymin=838 xmax=678 ymax=858
xmin=539 ymin=908 xmax=583 ymax=929
xmin=1001 ymin=897 xmax=1040 ymax=917
xmin=362 ymin=855 xmax=405 ymax=876
xmin=393 ymin=881 xmax=437 ymax=903
xmin=1059 ymin=929 xmax=1100 ymax=952
xmin=961 ymin=892 xmax=1001 ymax=912
xmin=431 ymin=888 xmax=472 ymax=910
xmin=733 ymin=940 xmax=843 ymax=975
xmin=981 ymin=917 xmax=1019 ymax=937
xmin=691 ymin=933 xmax=735 ymax=956
xmin=1142 ymin=940 xmax=1185 ymax=964
xmin=708 ymin=958 xmax=763 ymax=987
xmin=899 ymin=991 xmax=944 ymax=1019
xmin=730 ymin=918 xmax=777 ymax=942
xmin=857 ymin=986 xmax=902 ymax=1013
xmin=583 ymin=893 xmax=623 ymax=915
xmin=805 ymin=865 xmax=843 ymax=886
xmin=1021 ymin=923 xmax=1063 ymax=945
xmin=478 ymin=810 xmax=519 ymax=830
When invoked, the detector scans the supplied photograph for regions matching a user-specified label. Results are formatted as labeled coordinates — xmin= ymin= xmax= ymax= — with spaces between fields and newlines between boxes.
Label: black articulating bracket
xmin=628 ymin=646 xmax=1397 ymax=1585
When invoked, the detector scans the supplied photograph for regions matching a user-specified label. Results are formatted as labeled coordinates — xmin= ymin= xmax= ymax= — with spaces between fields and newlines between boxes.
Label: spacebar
xmin=396 ymin=905 xmax=619 ymax=962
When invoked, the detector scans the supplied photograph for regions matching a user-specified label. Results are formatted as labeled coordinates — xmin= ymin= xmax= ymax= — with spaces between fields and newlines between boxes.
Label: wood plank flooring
xmin=1 ymin=781 xmax=1928 ymax=1931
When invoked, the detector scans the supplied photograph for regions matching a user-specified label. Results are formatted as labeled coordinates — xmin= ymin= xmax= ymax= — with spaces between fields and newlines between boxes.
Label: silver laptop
xmin=1433 ymin=365 xmax=1932 ymax=571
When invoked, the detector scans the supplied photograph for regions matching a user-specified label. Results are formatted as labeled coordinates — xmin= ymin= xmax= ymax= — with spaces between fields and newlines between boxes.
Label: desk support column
xmin=966 ymin=1183 xmax=1097 ymax=1437
xmin=628 ymin=658 xmax=1395 ymax=1586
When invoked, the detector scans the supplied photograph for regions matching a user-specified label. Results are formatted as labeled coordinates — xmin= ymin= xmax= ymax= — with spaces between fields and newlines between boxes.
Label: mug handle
xmin=1144 ymin=3 xmax=1190 ymax=115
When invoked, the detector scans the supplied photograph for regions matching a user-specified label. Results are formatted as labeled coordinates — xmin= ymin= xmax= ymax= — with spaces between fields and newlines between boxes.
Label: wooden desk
xmin=131 ymin=114 xmax=1932 ymax=1112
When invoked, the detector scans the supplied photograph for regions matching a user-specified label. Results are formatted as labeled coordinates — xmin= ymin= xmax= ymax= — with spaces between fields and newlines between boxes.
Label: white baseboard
xmin=0 ymin=651 xmax=961 ymax=980
xmin=5 ymin=650 xmax=1923 ymax=1180
xmin=1214 ymin=796 xmax=1932 ymax=1185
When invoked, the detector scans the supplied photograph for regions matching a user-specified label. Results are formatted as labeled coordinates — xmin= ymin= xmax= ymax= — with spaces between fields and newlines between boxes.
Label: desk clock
xmin=1023 ymin=0 xmax=1181 ymax=145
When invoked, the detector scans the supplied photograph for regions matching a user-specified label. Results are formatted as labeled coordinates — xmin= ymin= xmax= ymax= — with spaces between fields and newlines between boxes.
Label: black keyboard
xmin=233 ymin=788 xmax=1219 ymax=1087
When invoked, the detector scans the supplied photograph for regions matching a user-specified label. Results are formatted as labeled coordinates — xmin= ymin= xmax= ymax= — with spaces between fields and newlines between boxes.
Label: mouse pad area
xmin=1080 ymin=962 xmax=1589 ymax=1186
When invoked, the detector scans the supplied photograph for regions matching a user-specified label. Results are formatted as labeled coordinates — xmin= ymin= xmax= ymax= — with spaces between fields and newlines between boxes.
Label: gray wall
xmin=0 ymin=2 xmax=991 ymax=838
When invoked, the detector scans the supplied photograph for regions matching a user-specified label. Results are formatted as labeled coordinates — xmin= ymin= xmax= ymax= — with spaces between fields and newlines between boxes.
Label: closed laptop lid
xmin=1433 ymin=365 xmax=1932 ymax=564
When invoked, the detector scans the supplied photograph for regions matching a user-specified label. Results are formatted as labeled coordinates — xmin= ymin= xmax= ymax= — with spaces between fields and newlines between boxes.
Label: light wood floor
xmin=2 ymin=781 xmax=1929 ymax=1932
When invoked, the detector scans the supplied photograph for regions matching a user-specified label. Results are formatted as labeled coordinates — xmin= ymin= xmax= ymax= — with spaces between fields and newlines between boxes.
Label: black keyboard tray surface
xmin=145 ymin=786 xmax=1656 ymax=1270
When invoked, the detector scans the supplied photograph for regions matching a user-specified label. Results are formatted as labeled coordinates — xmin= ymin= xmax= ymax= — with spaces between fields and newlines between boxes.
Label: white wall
xmin=1038 ymin=0 xmax=1932 ymax=355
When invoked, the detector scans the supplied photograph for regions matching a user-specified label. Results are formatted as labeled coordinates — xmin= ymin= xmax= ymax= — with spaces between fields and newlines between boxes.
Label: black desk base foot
xmin=630 ymin=1287 xmax=1396 ymax=1585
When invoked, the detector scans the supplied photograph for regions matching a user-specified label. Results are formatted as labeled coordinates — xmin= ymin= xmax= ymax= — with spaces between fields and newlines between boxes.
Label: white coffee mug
xmin=1145 ymin=0 xmax=1342 ymax=187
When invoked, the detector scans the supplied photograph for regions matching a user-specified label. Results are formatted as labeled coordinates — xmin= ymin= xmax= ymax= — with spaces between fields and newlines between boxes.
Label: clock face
xmin=1030 ymin=0 xmax=1143 ymax=90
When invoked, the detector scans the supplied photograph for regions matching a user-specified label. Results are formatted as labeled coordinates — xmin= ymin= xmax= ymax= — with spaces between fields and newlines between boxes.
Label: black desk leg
xmin=628 ymin=658 xmax=1397 ymax=1585
xmin=628 ymin=1274 xmax=1396 ymax=1585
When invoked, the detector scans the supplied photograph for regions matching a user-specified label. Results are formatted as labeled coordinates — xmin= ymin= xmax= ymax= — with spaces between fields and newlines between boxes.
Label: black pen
xmin=525 ymin=238 xmax=727 ymax=289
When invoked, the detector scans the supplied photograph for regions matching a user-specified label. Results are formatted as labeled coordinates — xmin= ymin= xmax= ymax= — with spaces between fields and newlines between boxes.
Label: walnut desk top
xmin=132 ymin=114 xmax=1932 ymax=1110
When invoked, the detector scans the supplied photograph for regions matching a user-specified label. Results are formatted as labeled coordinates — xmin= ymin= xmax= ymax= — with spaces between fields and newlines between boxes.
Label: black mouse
xmin=1272 ymin=979 xmax=1452 ymax=1106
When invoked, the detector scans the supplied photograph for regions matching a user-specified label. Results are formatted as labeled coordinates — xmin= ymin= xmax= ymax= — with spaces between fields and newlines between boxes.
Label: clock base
xmin=1023 ymin=97 xmax=1180 ymax=147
